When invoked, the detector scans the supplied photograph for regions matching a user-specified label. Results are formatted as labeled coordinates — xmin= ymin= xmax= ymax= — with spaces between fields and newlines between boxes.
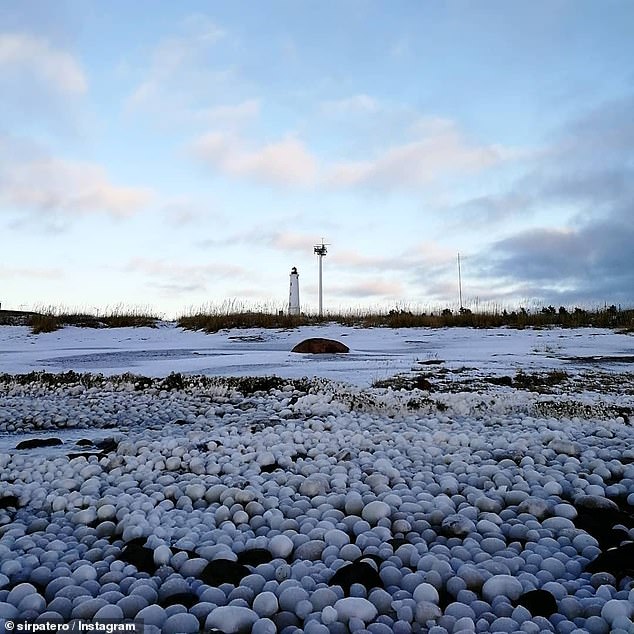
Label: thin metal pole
xmin=458 ymin=252 xmax=463 ymax=311
xmin=318 ymin=255 xmax=323 ymax=317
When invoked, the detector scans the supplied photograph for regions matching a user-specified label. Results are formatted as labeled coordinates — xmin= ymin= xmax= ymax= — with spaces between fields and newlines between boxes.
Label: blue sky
xmin=1 ymin=0 xmax=633 ymax=317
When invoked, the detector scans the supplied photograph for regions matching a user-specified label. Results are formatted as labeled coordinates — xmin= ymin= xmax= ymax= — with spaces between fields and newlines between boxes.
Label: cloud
xmin=190 ymin=117 xmax=515 ymax=190
xmin=488 ymin=227 xmax=581 ymax=282
xmin=268 ymin=231 xmax=322 ymax=253
xmin=126 ymin=257 xmax=248 ymax=294
xmin=0 ymin=265 xmax=63 ymax=280
xmin=454 ymin=95 xmax=634 ymax=223
xmin=195 ymin=99 xmax=260 ymax=126
xmin=321 ymin=94 xmax=380 ymax=115
xmin=160 ymin=198 xmax=222 ymax=226
xmin=330 ymin=241 xmax=455 ymax=273
xmin=0 ymin=156 xmax=153 ymax=218
xmin=0 ymin=32 xmax=87 ymax=94
xmin=329 ymin=279 xmax=406 ymax=299
xmin=327 ymin=119 xmax=511 ymax=190
xmin=484 ymin=221 xmax=634 ymax=304
xmin=127 ymin=15 xmax=226 ymax=112
xmin=192 ymin=132 xmax=318 ymax=186
xmin=471 ymin=94 xmax=634 ymax=304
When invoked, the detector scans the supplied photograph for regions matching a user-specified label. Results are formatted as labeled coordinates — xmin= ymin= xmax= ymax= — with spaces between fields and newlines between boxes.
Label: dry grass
xmin=179 ymin=311 xmax=305 ymax=332
xmin=27 ymin=305 xmax=160 ymax=334
xmin=178 ymin=304 xmax=634 ymax=332
xmin=13 ymin=301 xmax=634 ymax=334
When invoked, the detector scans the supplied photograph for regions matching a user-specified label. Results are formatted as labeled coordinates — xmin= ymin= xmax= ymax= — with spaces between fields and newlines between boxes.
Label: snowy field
xmin=0 ymin=324 xmax=633 ymax=634
xmin=1 ymin=322 xmax=633 ymax=384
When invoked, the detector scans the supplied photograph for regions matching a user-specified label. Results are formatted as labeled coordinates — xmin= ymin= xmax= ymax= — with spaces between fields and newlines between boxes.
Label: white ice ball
xmin=269 ymin=534 xmax=293 ymax=558
xmin=205 ymin=606 xmax=259 ymax=634
xmin=361 ymin=500 xmax=391 ymax=524
xmin=601 ymin=599 xmax=633 ymax=625
xmin=334 ymin=597 xmax=378 ymax=623
xmin=253 ymin=591 xmax=278 ymax=617
xmin=413 ymin=583 xmax=439 ymax=604
xmin=482 ymin=575 xmax=523 ymax=602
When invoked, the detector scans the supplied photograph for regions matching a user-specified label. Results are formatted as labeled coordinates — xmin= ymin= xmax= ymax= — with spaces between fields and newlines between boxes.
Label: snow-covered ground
xmin=0 ymin=323 xmax=632 ymax=384
xmin=0 ymin=324 xmax=633 ymax=633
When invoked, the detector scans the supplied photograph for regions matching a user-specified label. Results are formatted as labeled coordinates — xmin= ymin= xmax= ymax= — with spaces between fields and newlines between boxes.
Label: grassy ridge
xmin=178 ymin=311 xmax=303 ymax=333
xmin=3 ymin=303 xmax=632 ymax=334
xmin=178 ymin=305 xmax=634 ymax=332
xmin=27 ymin=307 xmax=160 ymax=334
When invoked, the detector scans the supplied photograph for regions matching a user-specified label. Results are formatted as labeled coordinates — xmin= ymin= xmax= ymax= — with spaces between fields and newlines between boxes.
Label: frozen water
xmin=0 ymin=322 xmax=632 ymax=385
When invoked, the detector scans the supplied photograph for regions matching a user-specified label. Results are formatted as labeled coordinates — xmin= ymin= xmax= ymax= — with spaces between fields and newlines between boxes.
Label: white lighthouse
xmin=288 ymin=267 xmax=300 ymax=315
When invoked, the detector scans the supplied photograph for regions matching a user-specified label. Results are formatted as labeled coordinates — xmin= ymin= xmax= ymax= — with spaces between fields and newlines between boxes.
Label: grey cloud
xmin=465 ymin=94 xmax=634 ymax=305
xmin=328 ymin=280 xmax=405 ymax=299
xmin=483 ymin=220 xmax=634 ymax=305
xmin=151 ymin=282 xmax=207 ymax=295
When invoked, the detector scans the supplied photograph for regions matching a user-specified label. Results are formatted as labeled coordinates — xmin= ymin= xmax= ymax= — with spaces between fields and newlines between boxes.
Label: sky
xmin=1 ymin=0 xmax=633 ymax=318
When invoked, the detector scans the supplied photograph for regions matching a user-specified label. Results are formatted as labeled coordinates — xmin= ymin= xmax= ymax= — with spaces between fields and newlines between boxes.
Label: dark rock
xmin=585 ymin=542 xmax=634 ymax=580
xmin=162 ymin=372 xmax=184 ymax=390
xmin=437 ymin=586 xmax=453 ymax=611
xmin=200 ymin=559 xmax=250 ymax=587
xmin=413 ymin=376 xmax=433 ymax=390
xmin=120 ymin=543 xmax=157 ymax=575
xmin=236 ymin=548 xmax=273 ymax=566
xmin=259 ymin=462 xmax=281 ymax=473
xmin=76 ymin=439 xmax=94 ymax=446
xmin=487 ymin=375 xmax=514 ymax=387
xmin=573 ymin=505 xmax=634 ymax=550
xmin=94 ymin=438 xmax=118 ymax=453
xmin=159 ymin=592 xmax=198 ymax=609
xmin=0 ymin=495 xmax=20 ymax=509
xmin=291 ymin=338 xmax=349 ymax=354
xmin=516 ymin=589 xmax=558 ymax=617
xmin=272 ymin=611 xmax=300 ymax=631
xmin=16 ymin=437 xmax=63 ymax=450
xmin=387 ymin=537 xmax=409 ymax=550
xmin=328 ymin=560 xmax=383 ymax=595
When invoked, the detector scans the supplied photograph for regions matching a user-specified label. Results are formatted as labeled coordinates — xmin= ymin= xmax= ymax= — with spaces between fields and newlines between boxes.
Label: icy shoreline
xmin=0 ymin=366 xmax=633 ymax=633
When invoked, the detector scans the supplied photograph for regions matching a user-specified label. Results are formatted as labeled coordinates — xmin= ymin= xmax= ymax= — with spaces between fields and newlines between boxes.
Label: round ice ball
xmin=253 ymin=592 xmax=278 ymax=618
xmin=601 ymin=599 xmax=633 ymax=625
xmin=361 ymin=501 xmax=391 ymax=525
xmin=334 ymin=597 xmax=378 ymax=623
xmin=413 ymin=583 xmax=439 ymax=604
xmin=162 ymin=613 xmax=200 ymax=634
xmin=269 ymin=535 xmax=294 ymax=559
xmin=205 ymin=606 xmax=259 ymax=633
xmin=482 ymin=575 xmax=523 ymax=602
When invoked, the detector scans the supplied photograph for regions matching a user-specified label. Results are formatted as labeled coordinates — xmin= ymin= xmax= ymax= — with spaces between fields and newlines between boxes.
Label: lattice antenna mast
xmin=314 ymin=239 xmax=328 ymax=317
